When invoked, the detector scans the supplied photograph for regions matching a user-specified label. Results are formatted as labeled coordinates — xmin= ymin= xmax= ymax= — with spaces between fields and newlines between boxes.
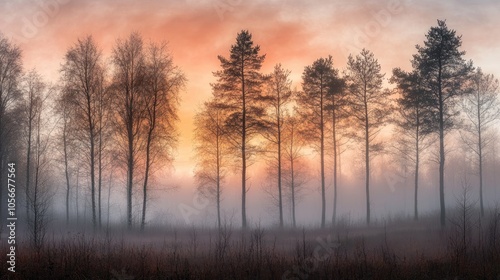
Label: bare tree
xmin=194 ymin=97 xmax=230 ymax=229
xmin=55 ymin=90 xmax=77 ymax=225
xmin=282 ymin=114 xmax=309 ymax=228
xmin=112 ymin=32 xmax=147 ymax=229
xmin=460 ymin=68 xmax=499 ymax=217
xmin=0 ymin=34 xmax=22 ymax=221
xmin=95 ymin=66 xmax=111 ymax=229
xmin=212 ymin=30 xmax=267 ymax=228
xmin=21 ymin=70 xmax=53 ymax=250
xmin=60 ymin=36 xmax=107 ymax=228
xmin=140 ymin=42 xmax=184 ymax=230
xmin=261 ymin=63 xmax=293 ymax=227
xmin=345 ymin=49 xmax=390 ymax=225
xmin=413 ymin=20 xmax=474 ymax=226
xmin=296 ymin=56 xmax=337 ymax=228
xmin=21 ymin=70 xmax=45 ymax=221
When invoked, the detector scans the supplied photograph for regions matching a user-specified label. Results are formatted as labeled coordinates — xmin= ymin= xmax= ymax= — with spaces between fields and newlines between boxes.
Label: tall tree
xmin=212 ymin=30 xmax=267 ymax=228
xmin=95 ymin=65 xmax=110 ymax=229
xmin=460 ymin=68 xmax=499 ymax=217
xmin=194 ymin=97 xmax=230 ymax=229
xmin=55 ymin=89 xmax=80 ymax=225
xmin=0 ymin=34 xmax=22 ymax=221
xmin=296 ymin=56 xmax=337 ymax=228
xmin=326 ymin=68 xmax=347 ymax=226
xmin=20 ymin=70 xmax=52 ymax=250
xmin=60 ymin=36 xmax=107 ymax=228
xmin=58 ymin=93 xmax=73 ymax=225
xmin=345 ymin=49 xmax=390 ymax=225
xmin=282 ymin=113 xmax=309 ymax=228
xmin=261 ymin=63 xmax=293 ymax=227
xmin=21 ymin=70 xmax=45 ymax=220
xmin=413 ymin=20 xmax=474 ymax=226
xmin=112 ymin=32 xmax=147 ymax=229
xmin=390 ymin=68 xmax=436 ymax=220
xmin=140 ymin=42 xmax=184 ymax=230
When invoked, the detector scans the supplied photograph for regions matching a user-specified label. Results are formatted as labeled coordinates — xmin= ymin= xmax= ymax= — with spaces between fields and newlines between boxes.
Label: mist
xmin=1 ymin=0 xmax=500 ymax=279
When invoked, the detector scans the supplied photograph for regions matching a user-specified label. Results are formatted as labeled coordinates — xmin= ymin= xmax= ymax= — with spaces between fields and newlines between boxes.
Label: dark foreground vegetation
xmin=1 ymin=206 xmax=499 ymax=280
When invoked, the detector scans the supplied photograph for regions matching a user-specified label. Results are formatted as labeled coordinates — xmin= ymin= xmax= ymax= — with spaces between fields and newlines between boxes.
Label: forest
xmin=0 ymin=9 xmax=500 ymax=279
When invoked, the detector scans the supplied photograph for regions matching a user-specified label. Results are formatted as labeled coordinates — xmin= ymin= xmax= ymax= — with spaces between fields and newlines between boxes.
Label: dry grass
xmin=1 ymin=209 xmax=499 ymax=279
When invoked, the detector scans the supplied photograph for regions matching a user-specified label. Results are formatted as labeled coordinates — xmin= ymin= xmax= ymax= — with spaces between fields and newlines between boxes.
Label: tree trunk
xmin=76 ymin=168 xmax=79 ymax=223
xmin=364 ymin=96 xmax=370 ymax=225
xmin=438 ymin=65 xmax=446 ymax=227
xmin=127 ymin=132 xmax=134 ymax=229
xmin=63 ymin=120 xmax=71 ymax=225
xmin=477 ymin=90 xmax=484 ymax=217
xmin=90 ymin=135 xmax=96 ymax=228
xmin=478 ymin=115 xmax=484 ymax=217
xmin=216 ymin=124 xmax=222 ymax=229
xmin=320 ymin=83 xmax=326 ymax=228
xmin=332 ymin=103 xmax=338 ymax=226
xmin=107 ymin=170 xmax=113 ymax=231
xmin=414 ymin=125 xmax=419 ymax=221
xmin=33 ymin=119 xmax=41 ymax=249
xmin=141 ymin=129 xmax=153 ymax=231
xmin=98 ymin=130 xmax=102 ymax=229
xmin=290 ymin=123 xmax=296 ymax=228
xmin=241 ymin=62 xmax=247 ymax=229
xmin=277 ymin=105 xmax=283 ymax=228
xmin=127 ymin=90 xmax=134 ymax=230
xmin=33 ymin=164 xmax=39 ymax=248
xmin=25 ymin=116 xmax=32 ymax=220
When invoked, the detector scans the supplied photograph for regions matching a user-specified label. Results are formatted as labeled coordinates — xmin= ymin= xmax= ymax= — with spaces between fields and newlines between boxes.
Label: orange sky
xmin=2 ymin=0 xmax=500 ymax=224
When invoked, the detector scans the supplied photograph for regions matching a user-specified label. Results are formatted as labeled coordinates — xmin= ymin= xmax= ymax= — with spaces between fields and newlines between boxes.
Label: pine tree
xmin=212 ymin=30 xmax=267 ymax=228
xmin=391 ymin=68 xmax=436 ymax=220
xmin=296 ymin=56 xmax=337 ymax=228
xmin=413 ymin=20 xmax=474 ymax=226
xmin=345 ymin=49 xmax=390 ymax=225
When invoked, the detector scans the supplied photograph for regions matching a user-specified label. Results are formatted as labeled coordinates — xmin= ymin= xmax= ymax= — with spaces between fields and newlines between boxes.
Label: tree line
xmin=0 ymin=32 xmax=185 ymax=245
xmin=194 ymin=20 xmax=499 ymax=229
xmin=0 ymin=20 xmax=498 ymax=241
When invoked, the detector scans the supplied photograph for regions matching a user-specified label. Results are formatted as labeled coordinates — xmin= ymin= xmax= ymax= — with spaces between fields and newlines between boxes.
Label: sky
xmin=1 ymin=0 xmax=500 ymax=226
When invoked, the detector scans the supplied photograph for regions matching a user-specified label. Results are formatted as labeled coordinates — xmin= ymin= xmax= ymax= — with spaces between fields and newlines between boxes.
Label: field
xmin=1 ymin=207 xmax=499 ymax=280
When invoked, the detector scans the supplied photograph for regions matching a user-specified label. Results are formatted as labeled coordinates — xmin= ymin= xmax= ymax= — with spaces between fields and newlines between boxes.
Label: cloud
xmin=1 ymin=0 xmax=499 ymax=187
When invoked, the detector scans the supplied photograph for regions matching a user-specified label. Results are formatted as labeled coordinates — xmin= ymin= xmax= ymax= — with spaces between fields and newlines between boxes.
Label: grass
xmin=1 ymin=208 xmax=500 ymax=279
